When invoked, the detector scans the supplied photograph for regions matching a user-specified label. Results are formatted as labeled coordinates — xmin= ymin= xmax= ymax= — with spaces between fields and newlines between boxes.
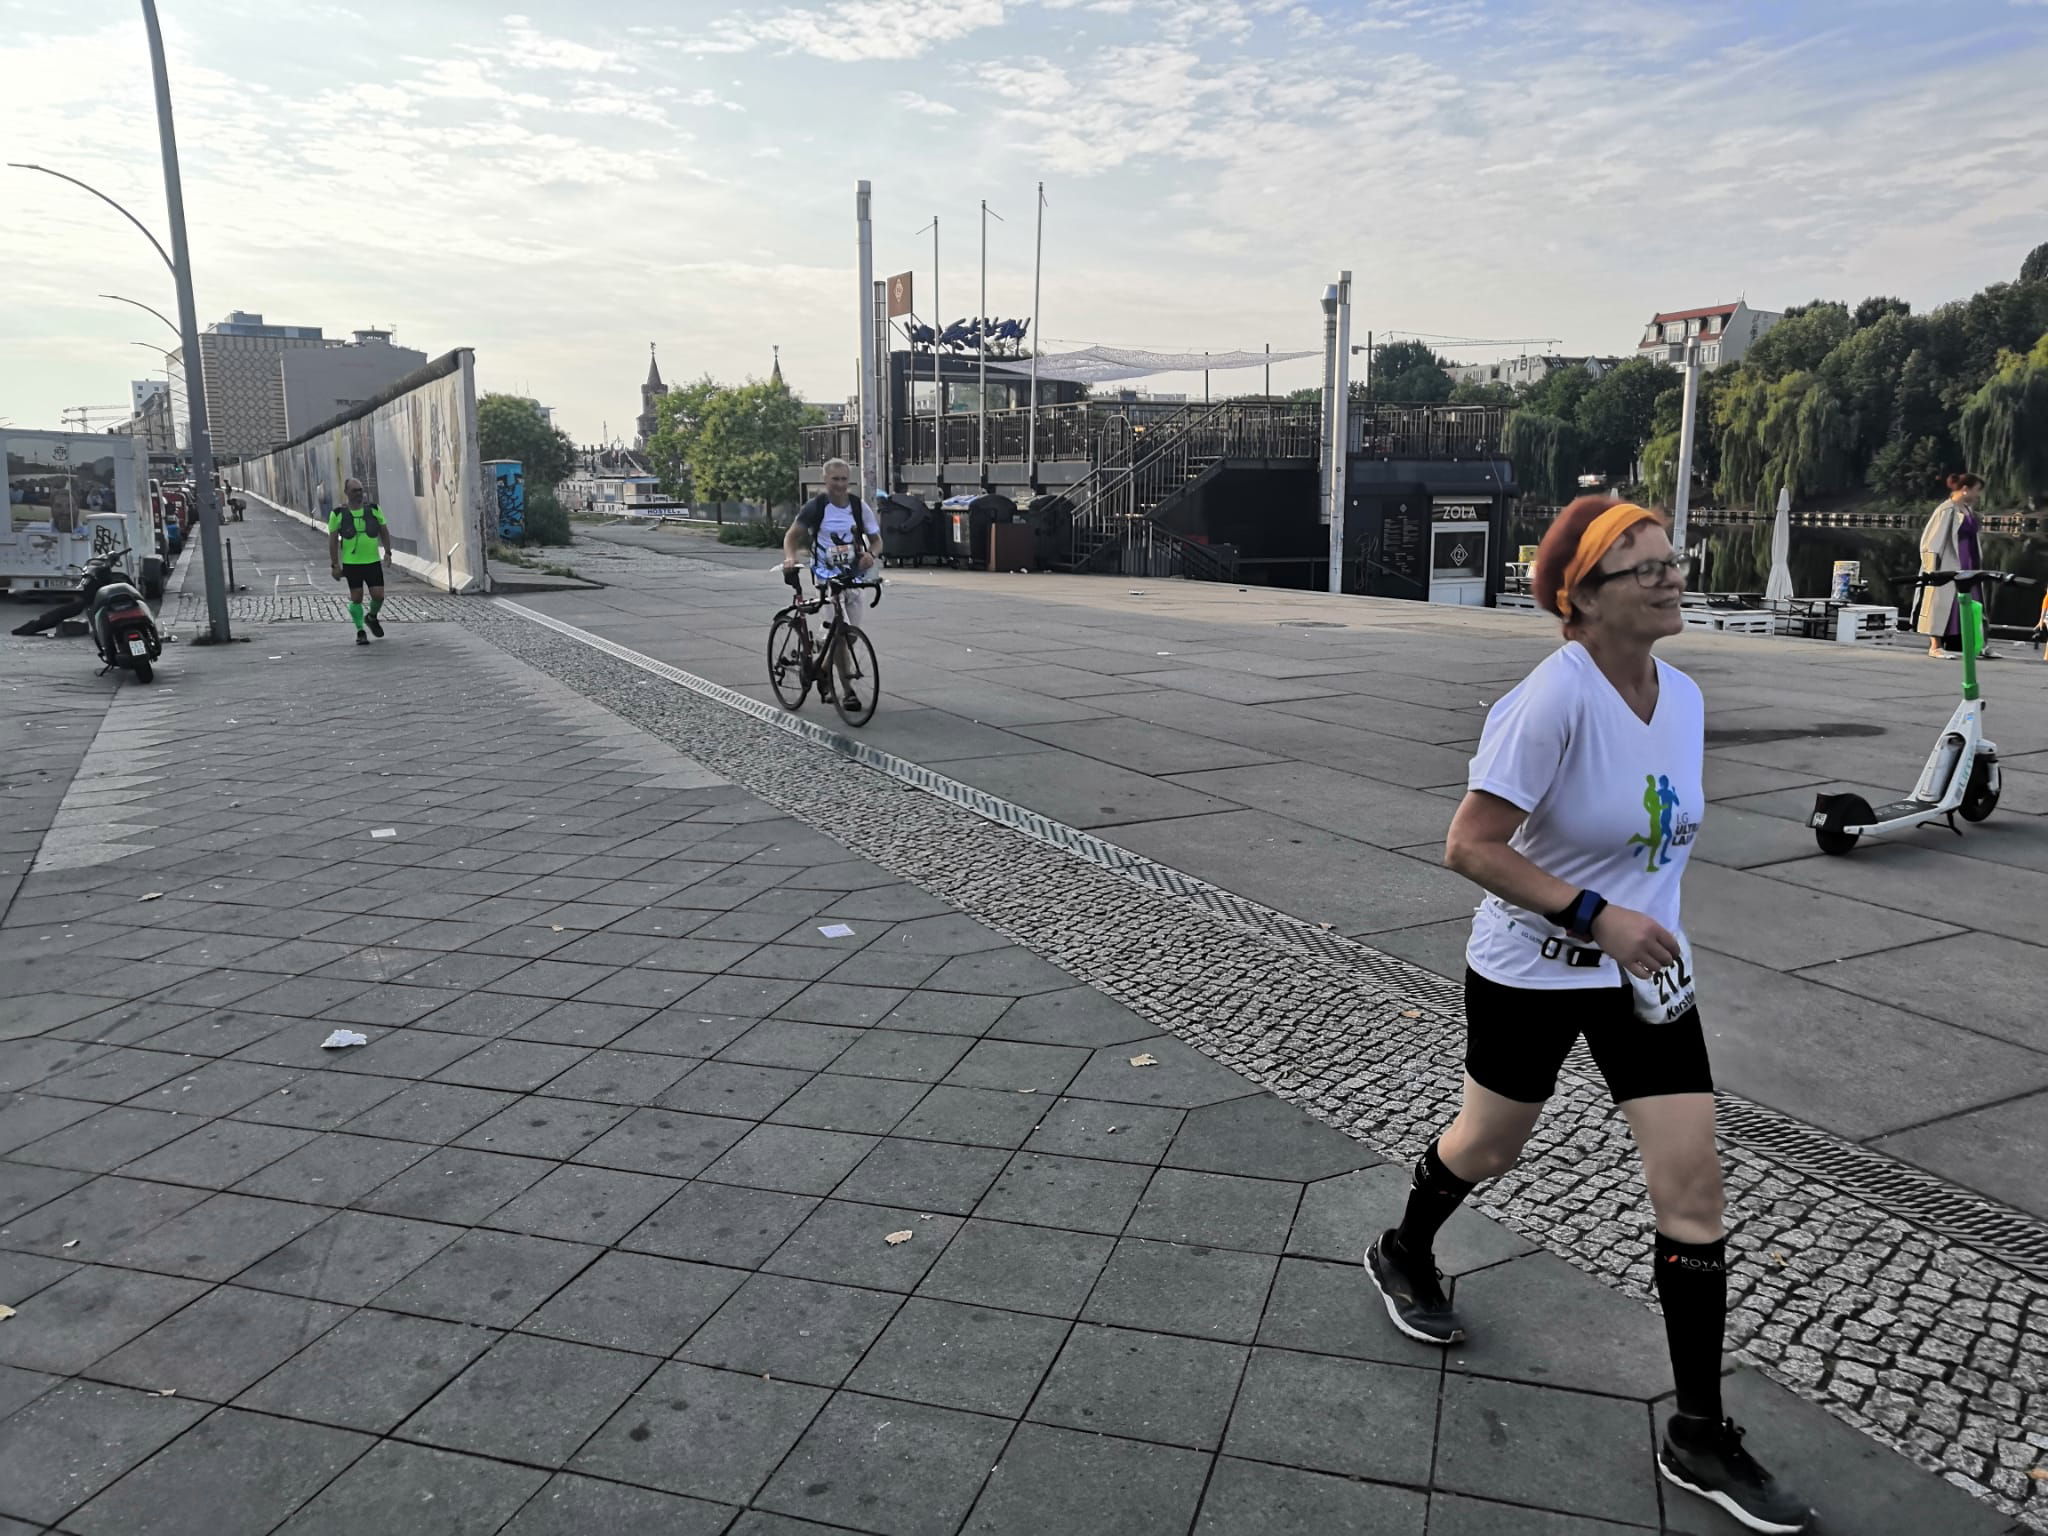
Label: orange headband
xmin=1557 ymin=502 xmax=1659 ymax=620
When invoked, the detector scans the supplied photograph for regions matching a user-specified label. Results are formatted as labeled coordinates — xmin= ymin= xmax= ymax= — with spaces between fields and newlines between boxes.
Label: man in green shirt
xmin=328 ymin=478 xmax=393 ymax=645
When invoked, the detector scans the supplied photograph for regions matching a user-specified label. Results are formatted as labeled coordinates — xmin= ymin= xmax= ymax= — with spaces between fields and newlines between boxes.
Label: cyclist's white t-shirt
xmin=1463 ymin=641 xmax=1704 ymax=990
xmin=809 ymin=499 xmax=880 ymax=583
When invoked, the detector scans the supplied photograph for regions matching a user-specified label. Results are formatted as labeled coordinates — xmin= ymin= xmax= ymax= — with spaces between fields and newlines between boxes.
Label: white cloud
xmin=689 ymin=0 xmax=1008 ymax=61
xmin=893 ymin=90 xmax=959 ymax=114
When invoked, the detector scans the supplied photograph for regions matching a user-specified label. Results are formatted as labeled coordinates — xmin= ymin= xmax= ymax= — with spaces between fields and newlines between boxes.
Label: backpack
xmin=336 ymin=504 xmax=383 ymax=541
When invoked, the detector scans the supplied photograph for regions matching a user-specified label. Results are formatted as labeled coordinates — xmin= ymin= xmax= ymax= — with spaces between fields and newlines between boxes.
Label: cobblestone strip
xmin=165 ymin=591 xmax=463 ymax=628
xmin=460 ymin=601 xmax=2048 ymax=1528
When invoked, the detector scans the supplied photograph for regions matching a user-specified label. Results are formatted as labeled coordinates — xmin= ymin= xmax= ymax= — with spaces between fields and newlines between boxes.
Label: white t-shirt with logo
xmin=808 ymin=498 xmax=880 ymax=582
xmin=1463 ymin=641 xmax=1704 ymax=990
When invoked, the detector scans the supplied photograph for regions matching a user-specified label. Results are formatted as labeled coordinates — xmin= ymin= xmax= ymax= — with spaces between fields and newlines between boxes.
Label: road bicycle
xmin=767 ymin=567 xmax=883 ymax=727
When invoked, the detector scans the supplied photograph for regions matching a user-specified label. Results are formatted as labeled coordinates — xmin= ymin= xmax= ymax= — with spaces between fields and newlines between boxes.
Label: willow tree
xmin=1960 ymin=332 xmax=2048 ymax=504
xmin=1503 ymin=411 xmax=1584 ymax=505
xmin=1714 ymin=369 xmax=1854 ymax=507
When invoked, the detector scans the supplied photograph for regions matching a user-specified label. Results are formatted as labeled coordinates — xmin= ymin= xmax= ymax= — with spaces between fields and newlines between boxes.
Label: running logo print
xmin=1628 ymin=774 xmax=1698 ymax=871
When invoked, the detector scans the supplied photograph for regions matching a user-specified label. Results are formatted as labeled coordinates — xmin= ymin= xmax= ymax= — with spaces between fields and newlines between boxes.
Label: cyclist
xmin=781 ymin=457 xmax=882 ymax=708
xmin=1364 ymin=496 xmax=1812 ymax=1534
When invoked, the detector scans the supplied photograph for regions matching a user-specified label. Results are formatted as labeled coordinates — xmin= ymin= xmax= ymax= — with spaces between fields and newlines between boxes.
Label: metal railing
xmin=1117 ymin=520 xmax=1240 ymax=582
xmin=1063 ymin=398 xmax=1317 ymax=567
xmin=1350 ymin=403 xmax=1506 ymax=459
xmin=804 ymin=399 xmax=1506 ymax=472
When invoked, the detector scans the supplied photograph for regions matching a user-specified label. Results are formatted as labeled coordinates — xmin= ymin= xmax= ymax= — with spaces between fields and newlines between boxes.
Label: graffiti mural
xmin=226 ymin=350 xmax=489 ymax=592
xmin=486 ymin=460 xmax=525 ymax=542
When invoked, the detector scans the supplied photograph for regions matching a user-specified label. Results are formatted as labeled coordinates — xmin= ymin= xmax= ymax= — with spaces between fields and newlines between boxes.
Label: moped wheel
xmin=131 ymin=660 xmax=153 ymax=684
xmin=828 ymin=628 xmax=880 ymax=728
xmin=1960 ymin=758 xmax=1999 ymax=823
xmin=767 ymin=612 xmax=811 ymax=710
xmin=1813 ymin=792 xmax=1871 ymax=856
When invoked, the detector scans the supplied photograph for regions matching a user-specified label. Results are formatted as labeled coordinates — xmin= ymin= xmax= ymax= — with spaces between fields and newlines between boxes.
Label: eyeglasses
xmin=1582 ymin=555 xmax=1692 ymax=592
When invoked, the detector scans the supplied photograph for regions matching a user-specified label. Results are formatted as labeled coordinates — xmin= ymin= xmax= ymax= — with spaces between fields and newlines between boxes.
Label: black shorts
xmin=341 ymin=560 xmax=383 ymax=590
xmin=1463 ymin=967 xmax=1713 ymax=1106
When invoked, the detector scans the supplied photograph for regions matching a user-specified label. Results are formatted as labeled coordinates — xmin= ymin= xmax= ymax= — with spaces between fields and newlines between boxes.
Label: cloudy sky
xmin=3 ymin=0 xmax=2045 ymax=442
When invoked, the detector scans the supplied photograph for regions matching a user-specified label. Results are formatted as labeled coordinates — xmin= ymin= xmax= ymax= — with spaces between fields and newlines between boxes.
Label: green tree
xmin=2023 ymin=241 xmax=2048 ymax=286
xmin=476 ymin=394 xmax=575 ymax=487
xmin=644 ymin=375 xmax=724 ymax=499
xmin=1365 ymin=340 xmax=1452 ymax=402
xmin=1959 ymin=332 xmax=2048 ymax=504
xmin=1449 ymin=380 xmax=1516 ymax=406
xmin=692 ymin=378 xmax=823 ymax=512
xmin=1853 ymin=295 xmax=1911 ymax=330
xmin=1522 ymin=364 xmax=1595 ymax=422
xmin=1503 ymin=411 xmax=1585 ymax=504
xmin=1745 ymin=303 xmax=1853 ymax=378
xmin=1574 ymin=357 xmax=1678 ymax=479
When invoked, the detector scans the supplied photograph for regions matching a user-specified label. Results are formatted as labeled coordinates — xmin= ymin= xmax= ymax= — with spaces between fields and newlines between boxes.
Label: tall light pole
xmin=854 ymin=181 xmax=881 ymax=508
xmin=103 ymin=292 xmax=179 ymax=335
xmin=1319 ymin=284 xmax=1339 ymax=586
xmin=1330 ymin=270 xmax=1352 ymax=595
xmin=1670 ymin=339 xmax=1701 ymax=575
xmin=142 ymin=0 xmax=230 ymax=642
xmin=1027 ymin=182 xmax=1045 ymax=478
xmin=10 ymin=155 xmax=229 ymax=639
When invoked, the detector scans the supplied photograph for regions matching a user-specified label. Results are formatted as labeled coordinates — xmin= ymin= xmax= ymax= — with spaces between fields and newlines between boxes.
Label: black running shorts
xmin=341 ymin=560 xmax=383 ymax=590
xmin=1463 ymin=967 xmax=1713 ymax=1105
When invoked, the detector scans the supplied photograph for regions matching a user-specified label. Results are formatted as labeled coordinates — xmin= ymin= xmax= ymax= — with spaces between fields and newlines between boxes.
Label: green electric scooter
xmin=1811 ymin=569 xmax=2041 ymax=855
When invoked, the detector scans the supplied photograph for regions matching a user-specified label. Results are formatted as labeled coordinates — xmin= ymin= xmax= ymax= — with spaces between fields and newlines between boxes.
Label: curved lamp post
xmin=104 ymin=292 xmax=180 ymax=336
xmin=4 ymin=0 xmax=232 ymax=643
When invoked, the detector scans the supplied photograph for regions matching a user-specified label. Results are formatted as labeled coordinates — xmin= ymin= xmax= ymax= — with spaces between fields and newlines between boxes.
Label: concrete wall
xmin=225 ymin=350 xmax=489 ymax=593
xmin=283 ymin=339 xmax=428 ymax=437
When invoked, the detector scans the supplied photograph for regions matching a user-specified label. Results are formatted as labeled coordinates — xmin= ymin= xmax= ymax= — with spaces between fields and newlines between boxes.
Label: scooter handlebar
xmin=1914 ymin=568 xmax=2041 ymax=589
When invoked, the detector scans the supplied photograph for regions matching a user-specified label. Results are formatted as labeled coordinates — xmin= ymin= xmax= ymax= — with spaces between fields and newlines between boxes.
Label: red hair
xmin=1532 ymin=495 xmax=1668 ymax=628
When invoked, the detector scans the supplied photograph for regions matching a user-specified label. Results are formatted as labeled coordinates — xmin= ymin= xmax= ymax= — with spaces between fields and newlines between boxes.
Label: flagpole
xmin=978 ymin=198 xmax=1003 ymax=479
xmin=932 ymin=216 xmax=941 ymax=486
xmin=1028 ymin=182 xmax=1044 ymax=478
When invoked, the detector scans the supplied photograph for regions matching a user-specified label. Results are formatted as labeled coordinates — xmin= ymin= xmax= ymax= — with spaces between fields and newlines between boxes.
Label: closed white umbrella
xmin=1764 ymin=485 xmax=1794 ymax=601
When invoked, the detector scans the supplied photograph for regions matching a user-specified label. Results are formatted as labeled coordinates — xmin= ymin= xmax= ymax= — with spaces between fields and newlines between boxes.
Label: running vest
xmin=331 ymin=504 xmax=384 ymax=564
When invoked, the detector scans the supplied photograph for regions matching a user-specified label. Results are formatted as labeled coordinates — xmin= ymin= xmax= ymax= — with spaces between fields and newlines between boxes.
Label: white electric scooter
xmin=1811 ymin=568 xmax=2040 ymax=855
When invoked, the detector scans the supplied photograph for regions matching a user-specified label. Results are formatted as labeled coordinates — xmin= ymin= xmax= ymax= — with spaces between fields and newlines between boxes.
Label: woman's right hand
xmin=1590 ymin=904 xmax=1680 ymax=976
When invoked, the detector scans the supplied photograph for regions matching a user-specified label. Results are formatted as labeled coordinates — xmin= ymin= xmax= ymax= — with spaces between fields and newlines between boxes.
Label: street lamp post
xmin=142 ymin=0 xmax=230 ymax=642
xmin=6 ymin=36 xmax=231 ymax=644
xmin=103 ymin=292 xmax=179 ymax=335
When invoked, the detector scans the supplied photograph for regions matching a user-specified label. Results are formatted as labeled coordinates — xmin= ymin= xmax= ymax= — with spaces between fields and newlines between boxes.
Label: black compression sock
xmin=1653 ymin=1232 xmax=1728 ymax=1422
xmin=1394 ymin=1139 xmax=1478 ymax=1261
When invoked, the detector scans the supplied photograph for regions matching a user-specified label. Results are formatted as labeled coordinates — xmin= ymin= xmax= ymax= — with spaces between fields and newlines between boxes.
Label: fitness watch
xmin=1545 ymin=889 xmax=1608 ymax=943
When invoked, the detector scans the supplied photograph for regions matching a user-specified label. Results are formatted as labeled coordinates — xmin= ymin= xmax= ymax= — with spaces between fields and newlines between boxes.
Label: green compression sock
xmin=368 ymin=595 xmax=384 ymax=616
xmin=348 ymin=600 xmax=364 ymax=630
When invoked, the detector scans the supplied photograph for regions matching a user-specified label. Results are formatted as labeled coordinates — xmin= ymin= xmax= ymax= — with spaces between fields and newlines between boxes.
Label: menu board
xmin=1378 ymin=499 xmax=1427 ymax=596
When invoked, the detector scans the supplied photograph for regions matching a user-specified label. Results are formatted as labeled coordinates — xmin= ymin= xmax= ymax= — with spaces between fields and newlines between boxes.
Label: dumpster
xmin=940 ymin=493 xmax=1018 ymax=568
xmin=878 ymin=492 xmax=942 ymax=566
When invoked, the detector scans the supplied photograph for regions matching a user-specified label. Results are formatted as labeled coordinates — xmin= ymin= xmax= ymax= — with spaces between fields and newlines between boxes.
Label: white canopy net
xmin=1025 ymin=345 xmax=1317 ymax=385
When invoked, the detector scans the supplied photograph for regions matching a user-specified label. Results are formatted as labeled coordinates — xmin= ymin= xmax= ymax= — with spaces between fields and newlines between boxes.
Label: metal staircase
xmin=1059 ymin=400 xmax=1317 ymax=578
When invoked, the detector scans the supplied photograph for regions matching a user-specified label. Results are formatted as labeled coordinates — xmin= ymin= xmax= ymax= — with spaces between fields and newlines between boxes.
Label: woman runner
xmin=1364 ymin=496 xmax=1812 ymax=1534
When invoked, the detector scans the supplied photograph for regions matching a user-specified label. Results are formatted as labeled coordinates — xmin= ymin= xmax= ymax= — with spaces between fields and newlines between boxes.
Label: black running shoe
xmin=1659 ymin=1415 xmax=1811 ymax=1534
xmin=355 ymin=630 xmax=369 ymax=646
xmin=366 ymin=614 xmax=385 ymax=638
xmin=839 ymin=691 xmax=861 ymax=713
xmin=1365 ymin=1230 xmax=1465 ymax=1344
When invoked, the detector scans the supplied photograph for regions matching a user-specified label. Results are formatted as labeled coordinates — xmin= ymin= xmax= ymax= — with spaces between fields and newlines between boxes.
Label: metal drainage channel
xmin=497 ymin=597 xmax=2048 ymax=1282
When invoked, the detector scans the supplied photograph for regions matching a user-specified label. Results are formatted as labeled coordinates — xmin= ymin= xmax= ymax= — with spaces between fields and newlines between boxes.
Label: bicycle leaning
xmin=766 ymin=568 xmax=883 ymax=727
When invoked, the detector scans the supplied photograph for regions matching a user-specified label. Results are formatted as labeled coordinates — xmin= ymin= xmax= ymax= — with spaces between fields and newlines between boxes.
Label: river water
xmin=1510 ymin=513 xmax=2048 ymax=630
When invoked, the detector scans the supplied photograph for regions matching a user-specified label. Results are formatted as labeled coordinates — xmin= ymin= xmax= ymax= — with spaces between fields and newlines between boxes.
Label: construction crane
xmin=60 ymin=404 xmax=133 ymax=431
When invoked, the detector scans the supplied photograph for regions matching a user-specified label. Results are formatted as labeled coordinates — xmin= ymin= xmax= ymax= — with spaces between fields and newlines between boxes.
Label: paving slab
xmin=7 ymin=549 xmax=2032 ymax=1536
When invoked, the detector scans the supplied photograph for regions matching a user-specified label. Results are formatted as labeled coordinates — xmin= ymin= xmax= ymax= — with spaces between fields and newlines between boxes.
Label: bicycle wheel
xmin=766 ymin=611 xmax=812 ymax=710
xmin=828 ymin=626 xmax=880 ymax=728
